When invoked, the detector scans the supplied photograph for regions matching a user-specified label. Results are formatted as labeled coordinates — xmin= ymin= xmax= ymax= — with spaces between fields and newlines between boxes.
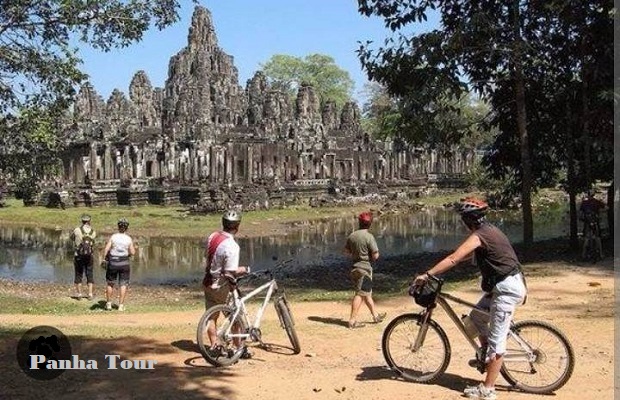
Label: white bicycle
xmin=197 ymin=262 xmax=301 ymax=367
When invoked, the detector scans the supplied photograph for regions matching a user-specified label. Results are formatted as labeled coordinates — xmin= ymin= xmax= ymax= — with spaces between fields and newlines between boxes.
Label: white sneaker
xmin=105 ymin=302 xmax=112 ymax=311
xmin=118 ymin=304 xmax=125 ymax=312
xmin=464 ymin=383 xmax=497 ymax=399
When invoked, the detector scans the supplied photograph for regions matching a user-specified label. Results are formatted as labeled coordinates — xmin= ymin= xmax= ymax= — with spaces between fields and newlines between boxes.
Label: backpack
xmin=77 ymin=226 xmax=95 ymax=258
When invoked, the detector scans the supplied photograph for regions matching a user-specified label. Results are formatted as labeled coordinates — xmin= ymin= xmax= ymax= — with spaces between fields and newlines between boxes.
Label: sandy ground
xmin=0 ymin=260 xmax=615 ymax=400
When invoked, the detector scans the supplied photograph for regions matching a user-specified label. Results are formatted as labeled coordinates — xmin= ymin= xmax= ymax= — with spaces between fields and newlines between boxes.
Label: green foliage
xmin=260 ymin=53 xmax=354 ymax=108
xmin=0 ymin=0 xmax=189 ymax=113
xmin=0 ymin=107 xmax=65 ymax=204
xmin=357 ymin=0 xmax=612 ymax=242
xmin=465 ymin=161 xmax=518 ymax=208
xmin=0 ymin=0 xmax=191 ymax=202
xmin=357 ymin=0 xmax=612 ymax=188
xmin=360 ymin=81 xmax=496 ymax=150
xmin=360 ymin=82 xmax=400 ymax=139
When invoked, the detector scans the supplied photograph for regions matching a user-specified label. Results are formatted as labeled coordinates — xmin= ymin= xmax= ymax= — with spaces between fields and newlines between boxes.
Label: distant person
xmin=69 ymin=214 xmax=96 ymax=300
xmin=579 ymin=191 xmax=606 ymax=259
xmin=344 ymin=211 xmax=385 ymax=329
xmin=202 ymin=210 xmax=251 ymax=357
xmin=102 ymin=218 xmax=135 ymax=311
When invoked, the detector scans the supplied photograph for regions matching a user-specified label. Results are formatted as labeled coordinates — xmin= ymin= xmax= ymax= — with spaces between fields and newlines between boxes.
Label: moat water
xmin=0 ymin=208 xmax=569 ymax=285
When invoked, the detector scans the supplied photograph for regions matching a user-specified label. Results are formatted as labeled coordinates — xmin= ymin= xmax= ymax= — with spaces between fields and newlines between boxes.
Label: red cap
xmin=358 ymin=211 xmax=373 ymax=224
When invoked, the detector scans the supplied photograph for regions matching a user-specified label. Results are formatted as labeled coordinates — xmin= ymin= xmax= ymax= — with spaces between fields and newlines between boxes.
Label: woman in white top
xmin=102 ymin=218 xmax=136 ymax=311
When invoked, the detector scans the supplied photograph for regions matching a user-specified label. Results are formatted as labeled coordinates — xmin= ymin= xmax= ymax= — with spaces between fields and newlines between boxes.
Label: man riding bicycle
xmin=414 ymin=197 xmax=527 ymax=400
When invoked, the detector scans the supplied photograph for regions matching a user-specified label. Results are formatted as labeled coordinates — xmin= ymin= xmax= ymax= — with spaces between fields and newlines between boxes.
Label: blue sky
xmin=77 ymin=0 xmax=438 ymax=104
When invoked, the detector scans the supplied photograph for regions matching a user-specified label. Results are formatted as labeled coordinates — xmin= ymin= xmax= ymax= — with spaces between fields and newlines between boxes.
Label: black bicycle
xmin=382 ymin=274 xmax=575 ymax=394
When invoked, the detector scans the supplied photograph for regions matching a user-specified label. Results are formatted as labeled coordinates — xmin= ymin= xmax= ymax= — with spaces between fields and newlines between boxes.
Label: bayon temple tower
xmin=59 ymin=6 xmax=474 ymax=209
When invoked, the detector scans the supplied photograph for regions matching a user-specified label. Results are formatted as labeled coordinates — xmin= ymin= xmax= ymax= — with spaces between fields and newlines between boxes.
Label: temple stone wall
xmin=56 ymin=5 xmax=476 ymax=209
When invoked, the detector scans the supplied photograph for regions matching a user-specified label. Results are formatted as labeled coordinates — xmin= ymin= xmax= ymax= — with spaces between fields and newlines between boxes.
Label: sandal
xmin=240 ymin=347 xmax=253 ymax=359
xmin=373 ymin=312 xmax=387 ymax=323
xmin=348 ymin=321 xmax=365 ymax=329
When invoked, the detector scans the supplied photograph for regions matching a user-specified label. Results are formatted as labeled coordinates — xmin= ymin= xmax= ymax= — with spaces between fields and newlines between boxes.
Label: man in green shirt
xmin=344 ymin=211 xmax=386 ymax=329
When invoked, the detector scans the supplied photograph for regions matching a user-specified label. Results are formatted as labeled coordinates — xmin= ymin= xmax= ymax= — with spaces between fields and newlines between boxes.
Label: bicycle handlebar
xmin=425 ymin=272 xmax=443 ymax=284
xmin=238 ymin=258 xmax=294 ymax=282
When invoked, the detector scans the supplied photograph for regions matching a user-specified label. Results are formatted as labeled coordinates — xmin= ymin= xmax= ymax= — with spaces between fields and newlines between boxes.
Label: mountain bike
xmin=196 ymin=262 xmax=301 ymax=367
xmin=382 ymin=274 xmax=574 ymax=394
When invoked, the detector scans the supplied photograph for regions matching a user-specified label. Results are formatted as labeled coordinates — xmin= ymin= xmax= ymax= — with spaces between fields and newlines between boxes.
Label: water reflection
xmin=0 ymin=208 xmax=568 ymax=284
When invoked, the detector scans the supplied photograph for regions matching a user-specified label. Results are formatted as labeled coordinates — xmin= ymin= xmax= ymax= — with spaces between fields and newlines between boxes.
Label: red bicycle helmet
xmin=457 ymin=197 xmax=489 ymax=216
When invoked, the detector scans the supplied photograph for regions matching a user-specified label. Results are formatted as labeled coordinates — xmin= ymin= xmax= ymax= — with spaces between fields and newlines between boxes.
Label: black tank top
xmin=473 ymin=223 xmax=520 ymax=282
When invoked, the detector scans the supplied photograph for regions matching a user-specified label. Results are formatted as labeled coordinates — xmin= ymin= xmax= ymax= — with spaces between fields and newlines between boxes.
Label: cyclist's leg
xmin=348 ymin=268 xmax=369 ymax=327
xmin=483 ymin=275 xmax=526 ymax=388
xmin=470 ymin=293 xmax=492 ymax=349
xmin=204 ymin=286 xmax=229 ymax=348
xmin=595 ymin=223 xmax=604 ymax=258
xmin=359 ymin=272 xmax=384 ymax=321
xmin=581 ymin=228 xmax=591 ymax=258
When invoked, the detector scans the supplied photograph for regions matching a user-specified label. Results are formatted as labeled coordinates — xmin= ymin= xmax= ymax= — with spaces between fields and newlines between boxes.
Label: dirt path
xmin=0 ymin=263 xmax=614 ymax=400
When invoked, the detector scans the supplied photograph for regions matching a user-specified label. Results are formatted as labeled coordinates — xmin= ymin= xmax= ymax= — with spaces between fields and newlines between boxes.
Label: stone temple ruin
xmin=52 ymin=6 xmax=475 ymax=210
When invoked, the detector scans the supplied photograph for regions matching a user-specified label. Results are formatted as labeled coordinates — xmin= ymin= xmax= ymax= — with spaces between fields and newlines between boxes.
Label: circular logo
xmin=16 ymin=326 xmax=72 ymax=380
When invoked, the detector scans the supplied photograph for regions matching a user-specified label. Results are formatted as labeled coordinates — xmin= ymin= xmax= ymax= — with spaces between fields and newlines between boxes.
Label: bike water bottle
xmin=461 ymin=315 xmax=480 ymax=339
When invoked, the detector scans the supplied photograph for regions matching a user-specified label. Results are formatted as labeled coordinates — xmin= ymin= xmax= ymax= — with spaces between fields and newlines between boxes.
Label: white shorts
xmin=470 ymin=273 xmax=527 ymax=361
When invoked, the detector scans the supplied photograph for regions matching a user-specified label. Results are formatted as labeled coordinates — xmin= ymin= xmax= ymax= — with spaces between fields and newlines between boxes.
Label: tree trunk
xmin=565 ymin=102 xmax=579 ymax=248
xmin=608 ymin=181 xmax=614 ymax=239
xmin=512 ymin=0 xmax=533 ymax=245
xmin=579 ymin=38 xmax=592 ymax=188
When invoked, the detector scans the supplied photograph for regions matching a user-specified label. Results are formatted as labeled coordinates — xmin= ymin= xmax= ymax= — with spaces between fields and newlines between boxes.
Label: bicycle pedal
xmin=468 ymin=358 xmax=486 ymax=373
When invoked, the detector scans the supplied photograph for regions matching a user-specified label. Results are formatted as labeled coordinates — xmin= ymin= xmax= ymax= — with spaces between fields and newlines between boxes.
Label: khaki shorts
xmin=203 ymin=284 xmax=231 ymax=310
xmin=350 ymin=268 xmax=373 ymax=296
xmin=472 ymin=273 xmax=527 ymax=361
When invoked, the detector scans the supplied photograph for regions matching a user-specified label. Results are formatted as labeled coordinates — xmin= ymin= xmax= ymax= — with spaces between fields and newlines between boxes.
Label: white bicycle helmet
xmin=222 ymin=210 xmax=241 ymax=222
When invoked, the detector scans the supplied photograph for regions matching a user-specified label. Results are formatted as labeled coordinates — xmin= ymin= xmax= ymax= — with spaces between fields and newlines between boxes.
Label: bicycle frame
xmin=420 ymin=292 xmax=536 ymax=363
xmin=222 ymin=278 xmax=279 ymax=340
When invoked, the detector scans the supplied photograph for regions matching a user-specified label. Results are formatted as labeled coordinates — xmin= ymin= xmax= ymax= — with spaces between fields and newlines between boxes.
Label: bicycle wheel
xmin=196 ymin=305 xmax=248 ymax=367
xmin=501 ymin=320 xmax=575 ymax=394
xmin=275 ymin=296 xmax=301 ymax=354
xmin=382 ymin=313 xmax=451 ymax=383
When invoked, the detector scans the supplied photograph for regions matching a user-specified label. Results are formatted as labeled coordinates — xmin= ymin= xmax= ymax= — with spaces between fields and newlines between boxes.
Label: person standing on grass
xmin=70 ymin=214 xmax=96 ymax=300
xmin=344 ymin=211 xmax=386 ymax=329
xmin=102 ymin=217 xmax=135 ymax=312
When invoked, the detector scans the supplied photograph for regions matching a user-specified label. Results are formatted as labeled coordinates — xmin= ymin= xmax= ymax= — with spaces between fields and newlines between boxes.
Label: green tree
xmin=0 ymin=107 xmax=65 ymax=204
xmin=357 ymin=0 xmax=612 ymax=245
xmin=361 ymin=81 xmax=495 ymax=149
xmin=0 ymin=0 xmax=190 ymax=113
xmin=360 ymin=82 xmax=400 ymax=139
xmin=480 ymin=1 xmax=613 ymax=245
xmin=0 ymin=0 xmax=191 ymax=204
xmin=260 ymin=54 xmax=354 ymax=108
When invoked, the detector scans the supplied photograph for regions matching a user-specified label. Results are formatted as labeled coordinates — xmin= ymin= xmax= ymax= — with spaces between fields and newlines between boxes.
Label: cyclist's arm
xmin=369 ymin=236 xmax=379 ymax=261
xmin=422 ymin=234 xmax=482 ymax=277
xmin=344 ymin=238 xmax=353 ymax=257
xmin=224 ymin=248 xmax=249 ymax=276
xmin=102 ymin=238 xmax=112 ymax=258
xmin=128 ymin=238 xmax=136 ymax=257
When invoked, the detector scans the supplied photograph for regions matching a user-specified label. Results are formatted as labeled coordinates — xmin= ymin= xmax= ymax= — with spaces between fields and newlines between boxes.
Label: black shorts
xmin=106 ymin=256 xmax=130 ymax=286
xmin=74 ymin=255 xmax=94 ymax=284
